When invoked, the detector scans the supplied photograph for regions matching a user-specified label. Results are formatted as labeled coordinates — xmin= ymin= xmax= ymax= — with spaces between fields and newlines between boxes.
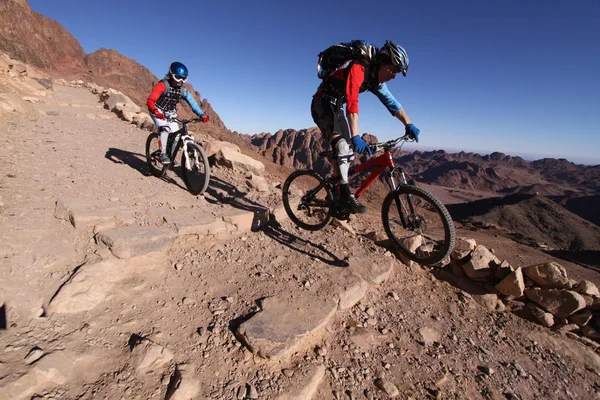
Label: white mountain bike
xmin=145 ymin=115 xmax=210 ymax=195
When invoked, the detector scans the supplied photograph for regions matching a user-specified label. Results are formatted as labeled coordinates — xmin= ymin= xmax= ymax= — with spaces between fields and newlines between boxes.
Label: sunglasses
xmin=387 ymin=65 xmax=408 ymax=77
xmin=173 ymin=74 xmax=188 ymax=83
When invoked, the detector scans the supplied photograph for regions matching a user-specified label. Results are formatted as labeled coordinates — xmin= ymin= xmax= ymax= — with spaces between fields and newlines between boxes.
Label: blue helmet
xmin=169 ymin=62 xmax=188 ymax=83
xmin=376 ymin=41 xmax=409 ymax=77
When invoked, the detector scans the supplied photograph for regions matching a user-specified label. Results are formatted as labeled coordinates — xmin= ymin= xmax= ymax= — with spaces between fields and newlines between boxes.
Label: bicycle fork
xmin=387 ymin=166 xmax=416 ymax=228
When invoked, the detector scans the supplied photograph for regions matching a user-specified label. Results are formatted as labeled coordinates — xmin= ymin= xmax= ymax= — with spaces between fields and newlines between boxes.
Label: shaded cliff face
xmin=0 ymin=0 xmax=87 ymax=72
xmin=0 ymin=0 xmax=229 ymax=133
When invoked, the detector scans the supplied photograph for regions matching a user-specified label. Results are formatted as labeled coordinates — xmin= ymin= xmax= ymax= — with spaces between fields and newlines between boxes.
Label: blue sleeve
xmin=370 ymin=83 xmax=402 ymax=115
xmin=182 ymin=89 xmax=204 ymax=116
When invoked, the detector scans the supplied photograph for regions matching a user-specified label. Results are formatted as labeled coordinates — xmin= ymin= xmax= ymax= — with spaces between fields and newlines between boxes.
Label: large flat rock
xmin=315 ymin=268 xmax=368 ymax=310
xmin=237 ymin=295 xmax=337 ymax=360
xmin=163 ymin=211 xmax=233 ymax=236
xmin=55 ymin=197 xmax=123 ymax=229
xmin=96 ymin=226 xmax=176 ymax=258
xmin=347 ymin=256 xmax=393 ymax=285
xmin=48 ymin=259 xmax=126 ymax=314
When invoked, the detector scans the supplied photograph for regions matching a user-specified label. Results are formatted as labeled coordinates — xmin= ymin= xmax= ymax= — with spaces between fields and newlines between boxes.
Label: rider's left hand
xmin=352 ymin=135 xmax=373 ymax=156
xmin=406 ymin=124 xmax=420 ymax=143
xmin=200 ymin=114 xmax=209 ymax=123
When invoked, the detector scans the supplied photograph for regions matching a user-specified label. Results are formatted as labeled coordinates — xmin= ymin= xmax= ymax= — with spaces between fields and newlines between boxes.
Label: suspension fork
xmin=387 ymin=166 xmax=416 ymax=228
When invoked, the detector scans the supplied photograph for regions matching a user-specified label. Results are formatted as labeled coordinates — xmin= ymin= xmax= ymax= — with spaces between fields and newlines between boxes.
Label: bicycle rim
xmin=282 ymin=170 xmax=334 ymax=231
xmin=146 ymin=133 xmax=167 ymax=177
xmin=382 ymin=185 xmax=455 ymax=265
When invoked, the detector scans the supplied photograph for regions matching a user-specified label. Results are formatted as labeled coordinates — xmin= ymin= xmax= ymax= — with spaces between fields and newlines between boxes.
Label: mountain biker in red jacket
xmin=146 ymin=62 xmax=208 ymax=165
xmin=311 ymin=41 xmax=420 ymax=214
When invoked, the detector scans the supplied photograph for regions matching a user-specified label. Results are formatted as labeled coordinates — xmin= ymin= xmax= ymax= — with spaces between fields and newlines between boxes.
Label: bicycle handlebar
xmin=166 ymin=116 xmax=203 ymax=125
xmin=368 ymin=134 xmax=416 ymax=153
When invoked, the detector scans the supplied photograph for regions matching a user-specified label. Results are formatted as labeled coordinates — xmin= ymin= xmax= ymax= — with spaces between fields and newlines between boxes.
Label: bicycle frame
xmin=349 ymin=149 xmax=408 ymax=198
xmin=166 ymin=121 xmax=197 ymax=170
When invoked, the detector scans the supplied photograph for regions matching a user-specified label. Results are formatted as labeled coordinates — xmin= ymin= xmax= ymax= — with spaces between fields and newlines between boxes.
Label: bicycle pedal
xmin=335 ymin=211 xmax=350 ymax=221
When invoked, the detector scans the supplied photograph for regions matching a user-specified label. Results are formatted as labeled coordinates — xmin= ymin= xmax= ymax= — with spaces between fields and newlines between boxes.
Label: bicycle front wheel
xmin=145 ymin=132 xmax=167 ymax=178
xmin=282 ymin=170 xmax=334 ymax=231
xmin=181 ymin=142 xmax=210 ymax=195
xmin=382 ymin=185 xmax=455 ymax=265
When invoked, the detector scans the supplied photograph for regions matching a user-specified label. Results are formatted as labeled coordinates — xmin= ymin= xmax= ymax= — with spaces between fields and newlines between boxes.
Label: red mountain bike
xmin=282 ymin=135 xmax=455 ymax=265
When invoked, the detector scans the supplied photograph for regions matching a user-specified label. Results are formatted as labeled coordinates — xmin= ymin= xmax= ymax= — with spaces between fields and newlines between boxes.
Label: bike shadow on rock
xmin=205 ymin=176 xmax=348 ymax=268
xmin=105 ymin=147 xmax=151 ymax=176
xmin=105 ymin=147 xmax=188 ymax=191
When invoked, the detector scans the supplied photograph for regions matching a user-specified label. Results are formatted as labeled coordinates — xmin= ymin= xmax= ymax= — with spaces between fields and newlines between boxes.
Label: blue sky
xmin=29 ymin=0 xmax=600 ymax=164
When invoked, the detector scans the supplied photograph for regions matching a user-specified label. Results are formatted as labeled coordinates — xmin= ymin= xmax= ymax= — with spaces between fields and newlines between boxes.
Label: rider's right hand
xmin=405 ymin=124 xmax=420 ymax=143
xmin=153 ymin=109 xmax=165 ymax=120
xmin=352 ymin=135 xmax=373 ymax=156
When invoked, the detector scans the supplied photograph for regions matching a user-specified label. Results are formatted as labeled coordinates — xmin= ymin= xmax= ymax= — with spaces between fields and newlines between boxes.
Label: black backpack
xmin=317 ymin=40 xmax=376 ymax=79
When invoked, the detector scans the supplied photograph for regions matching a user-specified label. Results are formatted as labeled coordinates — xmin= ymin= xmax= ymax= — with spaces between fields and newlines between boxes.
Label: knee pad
xmin=333 ymin=137 xmax=354 ymax=164
xmin=332 ymin=136 xmax=354 ymax=184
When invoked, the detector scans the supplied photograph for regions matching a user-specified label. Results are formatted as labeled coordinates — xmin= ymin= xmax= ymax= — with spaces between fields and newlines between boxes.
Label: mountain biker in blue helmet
xmin=311 ymin=40 xmax=420 ymax=214
xmin=146 ymin=62 xmax=208 ymax=165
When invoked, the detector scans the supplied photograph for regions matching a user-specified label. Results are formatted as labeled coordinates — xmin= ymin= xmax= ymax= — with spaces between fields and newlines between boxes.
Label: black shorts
xmin=311 ymin=95 xmax=350 ymax=143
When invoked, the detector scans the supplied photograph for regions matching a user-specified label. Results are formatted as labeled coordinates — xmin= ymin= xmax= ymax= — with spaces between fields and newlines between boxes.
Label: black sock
xmin=339 ymin=183 xmax=351 ymax=198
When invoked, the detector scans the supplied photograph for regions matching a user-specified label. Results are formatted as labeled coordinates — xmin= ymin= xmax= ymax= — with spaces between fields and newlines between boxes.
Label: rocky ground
xmin=1 ymin=67 xmax=600 ymax=400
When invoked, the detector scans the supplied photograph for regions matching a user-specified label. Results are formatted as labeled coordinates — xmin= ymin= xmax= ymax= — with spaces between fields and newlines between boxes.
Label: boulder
xmin=451 ymin=237 xmax=477 ymax=260
xmin=104 ymin=91 xmax=138 ymax=111
xmin=461 ymin=245 xmax=499 ymax=281
xmin=215 ymin=147 xmax=265 ymax=175
xmin=522 ymin=303 xmax=555 ymax=328
xmin=573 ymin=281 xmax=600 ymax=297
xmin=204 ymin=140 xmax=241 ymax=157
xmin=495 ymin=267 xmax=525 ymax=298
xmin=523 ymin=262 xmax=571 ymax=289
xmin=525 ymin=288 xmax=586 ymax=319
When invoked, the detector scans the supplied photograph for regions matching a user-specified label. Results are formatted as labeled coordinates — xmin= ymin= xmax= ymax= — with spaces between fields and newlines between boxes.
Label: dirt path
xmin=1 ymin=83 xmax=600 ymax=400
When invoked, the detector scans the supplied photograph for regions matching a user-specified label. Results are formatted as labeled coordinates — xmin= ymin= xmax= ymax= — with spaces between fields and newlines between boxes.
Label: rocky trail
xmin=1 ymin=72 xmax=600 ymax=400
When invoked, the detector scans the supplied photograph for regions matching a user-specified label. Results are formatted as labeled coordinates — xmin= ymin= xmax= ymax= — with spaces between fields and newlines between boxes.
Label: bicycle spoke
xmin=382 ymin=185 xmax=455 ymax=265
xmin=283 ymin=170 xmax=334 ymax=231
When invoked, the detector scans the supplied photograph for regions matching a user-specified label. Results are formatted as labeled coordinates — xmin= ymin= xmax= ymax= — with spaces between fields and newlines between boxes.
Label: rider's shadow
xmin=105 ymin=147 xmax=187 ymax=190
xmin=205 ymin=176 xmax=271 ymax=231
xmin=263 ymin=217 xmax=349 ymax=268
xmin=205 ymin=176 xmax=348 ymax=267
xmin=105 ymin=148 xmax=151 ymax=177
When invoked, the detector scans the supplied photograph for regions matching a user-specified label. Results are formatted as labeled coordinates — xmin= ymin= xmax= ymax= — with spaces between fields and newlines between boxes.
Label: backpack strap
xmin=161 ymin=78 xmax=170 ymax=96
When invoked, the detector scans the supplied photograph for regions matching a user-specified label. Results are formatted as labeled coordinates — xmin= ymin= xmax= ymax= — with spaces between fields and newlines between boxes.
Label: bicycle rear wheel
xmin=181 ymin=142 xmax=210 ymax=195
xmin=282 ymin=170 xmax=334 ymax=231
xmin=145 ymin=132 xmax=167 ymax=178
xmin=382 ymin=185 xmax=455 ymax=265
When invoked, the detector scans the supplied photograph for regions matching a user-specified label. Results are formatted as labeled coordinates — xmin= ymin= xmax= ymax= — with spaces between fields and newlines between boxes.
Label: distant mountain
xmin=531 ymin=158 xmax=600 ymax=193
xmin=250 ymin=127 xmax=331 ymax=172
xmin=249 ymin=128 xmax=599 ymax=196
